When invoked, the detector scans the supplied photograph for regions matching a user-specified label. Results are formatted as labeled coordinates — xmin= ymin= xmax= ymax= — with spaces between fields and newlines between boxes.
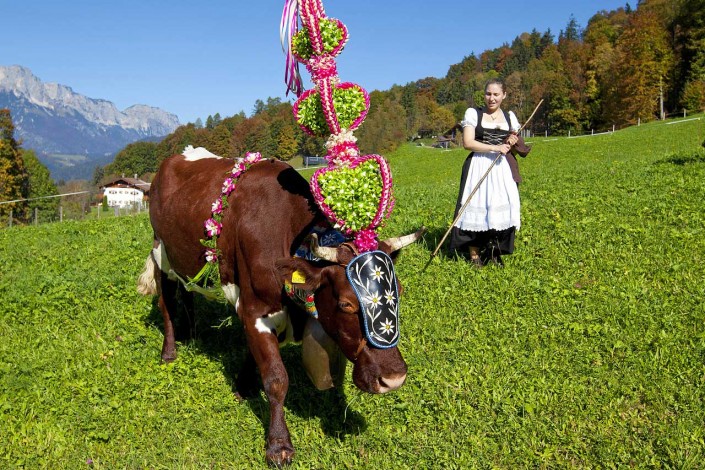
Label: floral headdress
xmin=280 ymin=0 xmax=394 ymax=253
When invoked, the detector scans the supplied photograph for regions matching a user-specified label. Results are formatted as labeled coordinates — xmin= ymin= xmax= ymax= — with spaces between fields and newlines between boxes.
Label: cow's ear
xmin=275 ymin=258 xmax=324 ymax=291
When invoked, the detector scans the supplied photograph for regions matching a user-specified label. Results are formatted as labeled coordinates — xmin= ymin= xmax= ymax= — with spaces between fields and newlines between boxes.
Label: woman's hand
xmin=494 ymin=143 xmax=512 ymax=154
xmin=505 ymin=133 xmax=518 ymax=146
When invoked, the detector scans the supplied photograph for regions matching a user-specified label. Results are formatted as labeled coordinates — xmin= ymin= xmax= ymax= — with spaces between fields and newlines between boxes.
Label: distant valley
xmin=0 ymin=65 xmax=180 ymax=181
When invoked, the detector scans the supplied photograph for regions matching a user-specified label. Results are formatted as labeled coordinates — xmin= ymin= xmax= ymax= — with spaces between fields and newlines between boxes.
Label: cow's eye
xmin=337 ymin=301 xmax=356 ymax=314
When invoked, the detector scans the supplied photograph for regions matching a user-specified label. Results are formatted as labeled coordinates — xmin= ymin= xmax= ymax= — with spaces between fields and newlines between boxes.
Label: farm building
xmin=101 ymin=175 xmax=150 ymax=208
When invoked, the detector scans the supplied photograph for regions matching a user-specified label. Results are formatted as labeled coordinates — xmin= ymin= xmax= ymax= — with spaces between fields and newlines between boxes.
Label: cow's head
xmin=277 ymin=228 xmax=425 ymax=394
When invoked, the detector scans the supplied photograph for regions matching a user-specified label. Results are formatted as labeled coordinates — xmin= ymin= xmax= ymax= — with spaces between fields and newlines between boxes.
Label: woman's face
xmin=484 ymin=84 xmax=506 ymax=111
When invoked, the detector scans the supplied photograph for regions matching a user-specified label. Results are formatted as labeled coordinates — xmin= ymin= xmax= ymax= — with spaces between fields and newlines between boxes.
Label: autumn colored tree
xmin=609 ymin=9 xmax=674 ymax=124
xmin=232 ymin=115 xmax=275 ymax=158
xmin=0 ymin=109 xmax=28 ymax=224
xmin=208 ymin=124 xmax=234 ymax=158
xmin=582 ymin=9 xmax=626 ymax=127
xmin=356 ymin=96 xmax=406 ymax=155
xmin=276 ymin=124 xmax=298 ymax=161
xmin=155 ymin=123 xmax=210 ymax=163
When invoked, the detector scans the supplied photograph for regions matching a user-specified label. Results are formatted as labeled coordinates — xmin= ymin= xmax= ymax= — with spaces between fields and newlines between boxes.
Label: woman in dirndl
xmin=449 ymin=78 xmax=522 ymax=267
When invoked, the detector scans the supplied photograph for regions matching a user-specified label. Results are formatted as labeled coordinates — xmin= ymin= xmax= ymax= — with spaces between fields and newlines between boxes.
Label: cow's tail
xmin=137 ymin=253 xmax=157 ymax=296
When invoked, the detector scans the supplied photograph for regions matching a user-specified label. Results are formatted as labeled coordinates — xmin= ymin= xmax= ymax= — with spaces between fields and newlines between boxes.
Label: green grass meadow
xmin=1 ymin=116 xmax=705 ymax=468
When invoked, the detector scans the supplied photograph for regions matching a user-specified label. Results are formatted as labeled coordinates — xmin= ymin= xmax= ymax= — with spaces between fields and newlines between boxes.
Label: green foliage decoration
xmin=296 ymin=86 xmax=367 ymax=136
xmin=291 ymin=19 xmax=344 ymax=60
xmin=317 ymin=159 xmax=382 ymax=232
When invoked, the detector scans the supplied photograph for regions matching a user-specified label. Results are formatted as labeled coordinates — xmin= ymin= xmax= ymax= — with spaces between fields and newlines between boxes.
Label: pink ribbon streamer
xmin=280 ymin=0 xmax=303 ymax=97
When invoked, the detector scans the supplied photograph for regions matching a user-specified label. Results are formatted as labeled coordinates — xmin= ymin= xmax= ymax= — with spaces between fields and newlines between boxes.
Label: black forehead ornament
xmin=345 ymin=250 xmax=400 ymax=349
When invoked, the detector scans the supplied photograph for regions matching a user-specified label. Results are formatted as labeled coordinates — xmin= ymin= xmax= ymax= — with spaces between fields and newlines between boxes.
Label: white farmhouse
xmin=101 ymin=175 xmax=151 ymax=208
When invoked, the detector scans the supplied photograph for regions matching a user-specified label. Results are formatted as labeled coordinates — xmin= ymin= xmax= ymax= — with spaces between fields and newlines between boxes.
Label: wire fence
xmin=2 ymin=197 xmax=149 ymax=228
xmin=523 ymin=111 xmax=702 ymax=141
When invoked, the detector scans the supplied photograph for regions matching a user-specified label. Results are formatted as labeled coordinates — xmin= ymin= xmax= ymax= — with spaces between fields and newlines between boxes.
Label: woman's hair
xmin=484 ymin=78 xmax=506 ymax=92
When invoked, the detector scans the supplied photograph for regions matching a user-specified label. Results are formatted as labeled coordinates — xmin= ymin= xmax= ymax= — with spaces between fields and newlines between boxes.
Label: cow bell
xmin=301 ymin=317 xmax=347 ymax=390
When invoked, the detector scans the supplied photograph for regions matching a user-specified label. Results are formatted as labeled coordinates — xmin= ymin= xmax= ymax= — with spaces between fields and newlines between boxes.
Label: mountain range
xmin=0 ymin=65 xmax=180 ymax=181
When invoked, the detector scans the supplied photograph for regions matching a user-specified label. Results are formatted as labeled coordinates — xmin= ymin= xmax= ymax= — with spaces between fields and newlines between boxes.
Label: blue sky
xmin=2 ymin=0 xmax=627 ymax=124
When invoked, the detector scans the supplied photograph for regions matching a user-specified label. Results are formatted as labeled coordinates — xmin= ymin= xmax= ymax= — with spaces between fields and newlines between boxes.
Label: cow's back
xmin=149 ymin=154 xmax=318 ymax=283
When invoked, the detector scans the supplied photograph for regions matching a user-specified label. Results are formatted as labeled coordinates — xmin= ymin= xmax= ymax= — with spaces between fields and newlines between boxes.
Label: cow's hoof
xmin=265 ymin=440 xmax=294 ymax=467
xmin=160 ymin=350 xmax=177 ymax=363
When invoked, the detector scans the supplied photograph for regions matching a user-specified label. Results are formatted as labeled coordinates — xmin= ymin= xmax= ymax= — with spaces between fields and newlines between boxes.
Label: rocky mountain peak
xmin=0 ymin=65 xmax=181 ymax=180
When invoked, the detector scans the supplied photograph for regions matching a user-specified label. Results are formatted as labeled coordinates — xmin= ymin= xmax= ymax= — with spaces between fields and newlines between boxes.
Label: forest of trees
xmin=1 ymin=0 xmax=704 ymax=225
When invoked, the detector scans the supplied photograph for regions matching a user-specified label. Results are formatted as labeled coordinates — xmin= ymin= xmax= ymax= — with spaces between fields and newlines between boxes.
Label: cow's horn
xmin=381 ymin=226 xmax=427 ymax=252
xmin=310 ymin=233 xmax=339 ymax=263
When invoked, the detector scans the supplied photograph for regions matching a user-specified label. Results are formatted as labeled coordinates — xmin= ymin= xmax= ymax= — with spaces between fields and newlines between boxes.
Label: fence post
xmin=638 ymin=117 xmax=641 ymax=126
xmin=684 ymin=109 xmax=686 ymax=118
xmin=34 ymin=207 xmax=38 ymax=226
xmin=613 ymin=124 xmax=615 ymax=133
xmin=545 ymin=130 xmax=548 ymax=137
xmin=8 ymin=209 xmax=12 ymax=228
xmin=60 ymin=206 xmax=63 ymax=222
xmin=568 ymin=130 xmax=571 ymax=137
xmin=592 ymin=129 xmax=594 ymax=135
xmin=114 ymin=206 xmax=119 ymax=217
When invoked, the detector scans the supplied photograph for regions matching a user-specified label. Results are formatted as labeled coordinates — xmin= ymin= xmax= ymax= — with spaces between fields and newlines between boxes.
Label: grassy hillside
xmin=1 ymin=116 xmax=704 ymax=468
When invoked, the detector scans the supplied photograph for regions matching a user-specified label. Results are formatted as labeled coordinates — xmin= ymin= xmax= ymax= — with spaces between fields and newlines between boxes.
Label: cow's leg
xmin=243 ymin=316 xmax=294 ymax=466
xmin=156 ymin=270 xmax=180 ymax=363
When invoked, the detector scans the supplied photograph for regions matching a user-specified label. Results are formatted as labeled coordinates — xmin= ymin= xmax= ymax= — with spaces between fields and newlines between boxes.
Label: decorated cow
xmin=137 ymin=146 xmax=423 ymax=466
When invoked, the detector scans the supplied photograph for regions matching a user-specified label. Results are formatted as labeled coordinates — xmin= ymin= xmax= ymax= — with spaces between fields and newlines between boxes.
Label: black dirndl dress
xmin=449 ymin=108 xmax=519 ymax=258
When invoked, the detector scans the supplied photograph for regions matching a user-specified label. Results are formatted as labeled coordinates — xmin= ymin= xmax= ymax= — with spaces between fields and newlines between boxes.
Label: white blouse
xmin=460 ymin=108 xmax=520 ymax=132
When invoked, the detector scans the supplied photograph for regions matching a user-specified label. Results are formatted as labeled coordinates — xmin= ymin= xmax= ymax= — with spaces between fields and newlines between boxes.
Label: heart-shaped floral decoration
xmin=291 ymin=18 xmax=348 ymax=61
xmin=311 ymin=155 xmax=394 ymax=234
xmin=294 ymin=82 xmax=369 ymax=136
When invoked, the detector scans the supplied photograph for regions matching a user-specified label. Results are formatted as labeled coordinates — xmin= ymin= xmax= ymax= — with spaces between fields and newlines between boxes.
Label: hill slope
xmin=1 ymin=116 xmax=704 ymax=467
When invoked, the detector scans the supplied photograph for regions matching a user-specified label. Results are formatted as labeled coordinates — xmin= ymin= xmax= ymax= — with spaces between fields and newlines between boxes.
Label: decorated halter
xmin=280 ymin=0 xmax=395 ymax=253
xmin=284 ymin=224 xmax=401 ymax=349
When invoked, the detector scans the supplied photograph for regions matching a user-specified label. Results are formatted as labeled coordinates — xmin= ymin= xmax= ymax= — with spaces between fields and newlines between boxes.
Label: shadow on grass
xmin=654 ymin=150 xmax=705 ymax=166
xmin=415 ymin=225 xmax=474 ymax=261
xmin=144 ymin=294 xmax=367 ymax=441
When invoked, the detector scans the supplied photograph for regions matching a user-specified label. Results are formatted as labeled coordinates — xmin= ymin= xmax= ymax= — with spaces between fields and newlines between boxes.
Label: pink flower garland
xmin=201 ymin=152 xmax=264 ymax=266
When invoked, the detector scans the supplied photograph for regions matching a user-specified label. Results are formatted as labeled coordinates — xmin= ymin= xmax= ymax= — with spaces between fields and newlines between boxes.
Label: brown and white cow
xmin=137 ymin=148 xmax=423 ymax=466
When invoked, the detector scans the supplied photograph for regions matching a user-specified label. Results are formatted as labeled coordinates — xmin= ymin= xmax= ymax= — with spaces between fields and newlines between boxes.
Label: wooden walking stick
xmin=428 ymin=99 xmax=544 ymax=261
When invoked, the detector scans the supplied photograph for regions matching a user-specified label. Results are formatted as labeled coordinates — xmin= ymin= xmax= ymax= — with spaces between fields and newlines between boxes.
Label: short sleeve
xmin=460 ymin=108 xmax=478 ymax=128
xmin=508 ymin=111 xmax=521 ymax=132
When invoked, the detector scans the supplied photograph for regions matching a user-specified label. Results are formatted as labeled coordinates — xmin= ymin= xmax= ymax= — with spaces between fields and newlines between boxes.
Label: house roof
xmin=101 ymin=177 xmax=151 ymax=192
